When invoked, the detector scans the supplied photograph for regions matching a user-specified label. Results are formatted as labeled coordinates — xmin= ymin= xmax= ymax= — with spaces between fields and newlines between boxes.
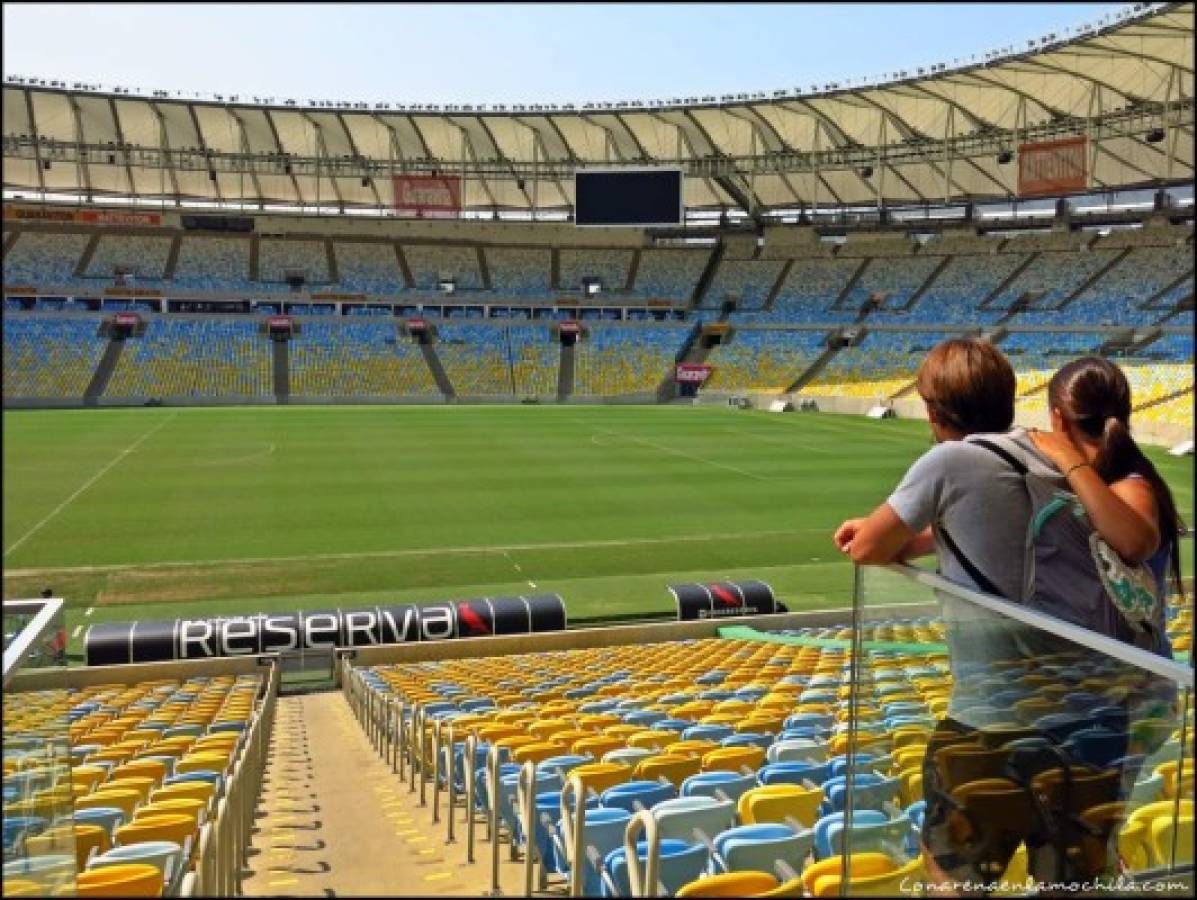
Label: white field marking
xmin=725 ymin=426 xmax=835 ymax=455
xmin=592 ymin=426 xmax=771 ymax=481
xmin=5 ymin=528 xmax=825 ymax=577
xmin=71 ymin=625 xmax=82 ymax=639
xmin=194 ymin=442 xmax=276 ymax=467
xmin=84 ymin=607 xmax=94 ymax=617
xmin=748 ymin=409 xmax=928 ymax=447
xmin=4 ymin=412 xmax=179 ymax=558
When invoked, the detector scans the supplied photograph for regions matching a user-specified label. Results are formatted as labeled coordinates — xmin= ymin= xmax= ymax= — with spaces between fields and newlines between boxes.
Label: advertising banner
xmin=675 ymin=364 xmax=713 ymax=384
xmin=1018 ymin=136 xmax=1087 ymax=197
xmin=84 ymin=594 xmax=568 ymax=665
xmin=670 ymin=580 xmax=777 ymax=621
xmin=392 ymin=175 xmax=462 ymax=213
xmin=2 ymin=205 xmax=162 ymax=226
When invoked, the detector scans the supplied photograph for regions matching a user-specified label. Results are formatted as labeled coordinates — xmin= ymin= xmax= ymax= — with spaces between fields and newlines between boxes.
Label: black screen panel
xmin=575 ymin=169 xmax=682 ymax=226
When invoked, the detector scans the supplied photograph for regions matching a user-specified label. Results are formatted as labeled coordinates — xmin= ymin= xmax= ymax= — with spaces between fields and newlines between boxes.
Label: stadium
xmin=2 ymin=1 xmax=1194 ymax=897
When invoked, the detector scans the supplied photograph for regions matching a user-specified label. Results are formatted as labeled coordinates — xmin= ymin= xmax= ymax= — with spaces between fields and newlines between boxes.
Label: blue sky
xmin=3 ymin=3 xmax=1123 ymax=104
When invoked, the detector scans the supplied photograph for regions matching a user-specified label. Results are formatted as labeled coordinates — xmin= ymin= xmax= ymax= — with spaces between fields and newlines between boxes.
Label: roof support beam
xmin=229 ymin=110 xmax=265 ymax=208
xmin=337 ymin=111 xmax=383 ymax=207
xmin=263 ymin=110 xmax=302 ymax=204
xmin=107 ymin=98 xmax=137 ymax=198
xmin=149 ymin=101 xmax=182 ymax=203
xmin=66 ymin=94 xmax=94 ymax=200
xmin=723 ymin=105 xmax=805 ymax=205
xmin=23 ymin=90 xmax=46 ymax=196
xmin=188 ymin=105 xmax=224 ymax=203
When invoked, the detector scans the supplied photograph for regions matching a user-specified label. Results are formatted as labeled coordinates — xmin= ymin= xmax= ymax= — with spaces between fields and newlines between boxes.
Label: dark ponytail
xmin=1047 ymin=357 xmax=1186 ymax=597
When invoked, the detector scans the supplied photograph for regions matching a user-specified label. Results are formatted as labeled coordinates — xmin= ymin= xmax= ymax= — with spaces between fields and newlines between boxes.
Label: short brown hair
xmin=915 ymin=337 xmax=1015 ymax=434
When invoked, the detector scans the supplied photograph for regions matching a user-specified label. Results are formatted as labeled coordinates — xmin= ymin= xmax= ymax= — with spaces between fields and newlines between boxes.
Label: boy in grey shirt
xmin=832 ymin=337 xmax=1063 ymax=892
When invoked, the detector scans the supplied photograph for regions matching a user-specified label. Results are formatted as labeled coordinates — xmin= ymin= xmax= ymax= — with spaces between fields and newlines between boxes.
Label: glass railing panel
xmin=840 ymin=564 xmax=1193 ymax=897
xmin=3 ymin=598 xmax=78 ymax=896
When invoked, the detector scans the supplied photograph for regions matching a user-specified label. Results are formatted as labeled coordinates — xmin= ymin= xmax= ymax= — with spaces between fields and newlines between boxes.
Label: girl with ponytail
xmin=1030 ymin=356 xmax=1185 ymax=600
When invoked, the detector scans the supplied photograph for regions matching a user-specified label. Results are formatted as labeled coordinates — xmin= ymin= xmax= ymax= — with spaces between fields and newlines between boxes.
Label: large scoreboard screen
xmin=574 ymin=167 xmax=683 ymax=227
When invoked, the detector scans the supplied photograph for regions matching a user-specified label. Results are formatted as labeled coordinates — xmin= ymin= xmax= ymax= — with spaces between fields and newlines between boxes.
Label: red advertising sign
xmin=392 ymin=175 xmax=462 ymax=214
xmin=2 ymin=205 xmax=162 ymax=226
xmin=676 ymin=364 xmax=713 ymax=384
xmin=1018 ymin=136 xmax=1087 ymax=197
xmin=407 ymin=318 xmax=428 ymax=331
xmin=78 ymin=209 xmax=163 ymax=227
xmin=268 ymin=316 xmax=293 ymax=328
xmin=114 ymin=313 xmax=141 ymax=326
xmin=559 ymin=320 xmax=581 ymax=335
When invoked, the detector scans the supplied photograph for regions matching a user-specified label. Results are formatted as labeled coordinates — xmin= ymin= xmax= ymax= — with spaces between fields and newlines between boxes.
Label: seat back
xmin=681 ymin=771 xmax=757 ymax=804
xmin=739 ymin=784 xmax=823 ymax=828
xmin=604 ymin=838 xmax=708 ymax=898
xmin=715 ymin=823 xmax=814 ymax=875
xmin=653 ymin=797 xmax=737 ymax=843
xmin=75 ymin=862 xmax=165 ymax=898
xmin=601 ymin=780 xmax=677 ymax=814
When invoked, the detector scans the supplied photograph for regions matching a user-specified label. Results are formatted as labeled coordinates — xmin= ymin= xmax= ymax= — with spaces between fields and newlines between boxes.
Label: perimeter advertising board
xmin=84 ymin=594 xmax=568 ymax=665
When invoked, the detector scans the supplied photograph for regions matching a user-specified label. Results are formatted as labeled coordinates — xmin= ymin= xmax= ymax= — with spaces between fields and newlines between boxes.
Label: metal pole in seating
xmin=409 ymin=703 xmax=422 ymax=793
xmin=465 ymin=732 xmax=478 ymax=862
xmin=518 ymin=760 xmax=539 ymax=897
xmin=562 ymin=774 xmax=585 ymax=898
xmin=431 ymin=718 xmax=444 ymax=824
xmin=446 ymin=720 xmax=458 ymax=844
xmin=487 ymin=743 xmax=503 ymax=896
xmin=419 ymin=708 xmax=430 ymax=807
xmin=395 ymin=700 xmax=406 ymax=778
xmin=624 ymin=809 xmax=659 ymax=899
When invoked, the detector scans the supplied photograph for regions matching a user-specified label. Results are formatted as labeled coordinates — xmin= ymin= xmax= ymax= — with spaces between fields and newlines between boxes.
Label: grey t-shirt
xmin=886 ymin=428 xmax=1066 ymax=726
xmin=887 ymin=427 xmax=1062 ymax=601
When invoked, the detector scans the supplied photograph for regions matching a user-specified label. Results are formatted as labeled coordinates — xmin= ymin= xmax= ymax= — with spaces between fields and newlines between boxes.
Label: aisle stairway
xmin=242 ymin=691 xmax=529 ymax=897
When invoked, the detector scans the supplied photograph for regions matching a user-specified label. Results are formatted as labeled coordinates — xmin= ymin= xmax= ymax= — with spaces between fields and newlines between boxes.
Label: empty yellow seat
xmin=566 ymin=762 xmax=631 ymax=795
xmin=738 ymin=784 xmax=824 ymax=828
xmin=677 ymin=871 xmax=802 ymax=897
xmin=117 ymin=812 xmax=197 ymax=850
xmin=76 ymin=862 xmax=164 ymax=898
xmin=77 ymin=788 xmax=142 ymax=820
xmin=634 ymin=754 xmax=702 ymax=788
xmin=701 ymin=746 xmax=765 ymax=774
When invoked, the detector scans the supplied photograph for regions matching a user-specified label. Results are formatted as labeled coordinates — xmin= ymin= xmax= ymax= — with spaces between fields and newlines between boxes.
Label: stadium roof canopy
xmin=2 ymin=2 xmax=1193 ymax=215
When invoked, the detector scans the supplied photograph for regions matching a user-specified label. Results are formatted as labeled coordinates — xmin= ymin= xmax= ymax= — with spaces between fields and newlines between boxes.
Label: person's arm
xmin=1068 ymin=467 xmax=1160 ymax=562
xmin=1030 ymin=431 xmax=1160 ymax=562
xmin=898 ymin=525 xmax=936 ymax=561
xmin=833 ymin=503 xmax=916 ymax=565
xmin=835 ymin=443 xmax=947 ymax=566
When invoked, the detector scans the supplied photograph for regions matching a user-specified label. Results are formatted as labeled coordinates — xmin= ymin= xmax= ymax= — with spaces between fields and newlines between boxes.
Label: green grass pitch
xmin=3 ymin=404 xmax=1192 ymax=658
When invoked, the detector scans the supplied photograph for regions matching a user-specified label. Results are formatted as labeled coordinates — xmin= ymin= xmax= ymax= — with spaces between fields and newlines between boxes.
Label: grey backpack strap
xmin=938 ymin=525 xmax=1006 ymax=599
xmin=970 ymin=438 xmax=1029 ymax=477
xmin=937 ymin=436 xmax=1031 ymax=600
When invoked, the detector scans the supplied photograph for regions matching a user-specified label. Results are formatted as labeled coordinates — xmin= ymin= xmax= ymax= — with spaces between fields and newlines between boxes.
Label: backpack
xmin=938 ymin=433 xmax=1166 ymax=654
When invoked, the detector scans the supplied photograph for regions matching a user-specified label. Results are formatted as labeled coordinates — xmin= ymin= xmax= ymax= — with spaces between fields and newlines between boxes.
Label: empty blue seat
xmin=712 ymin=822 xmax=813 ymax=874
xmin=553 ymin=806 xmax=631 ymax=895
xmin=681 ymin=771 xmax=757 ymax=805
xmin=720 ymin=733 xmax=773 ymax=751
xmin=601 ymin=780 xmax=677 ymax=814
xmin=1065 ymin=729 xmax=1129 ymax=769
xmin=683 ymin=724 xmax=733 ymax=742
xmin=812 ymin=809 xmax=889 ymax=859
xmin=602 ymin=838 xmax=708 ymax=897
